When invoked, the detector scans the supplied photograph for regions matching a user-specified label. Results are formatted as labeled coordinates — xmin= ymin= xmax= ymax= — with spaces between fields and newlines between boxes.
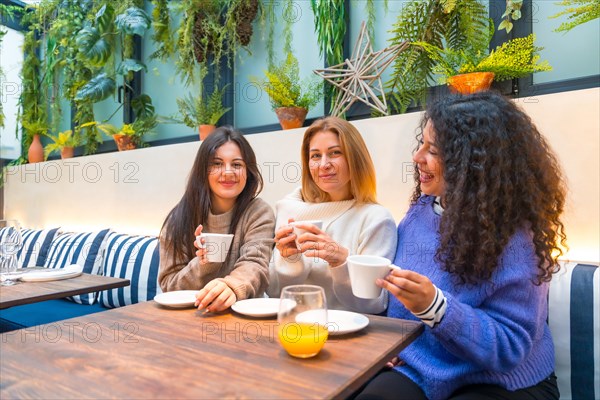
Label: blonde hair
xmin=301 ymin=116 xmax=377 ymax=203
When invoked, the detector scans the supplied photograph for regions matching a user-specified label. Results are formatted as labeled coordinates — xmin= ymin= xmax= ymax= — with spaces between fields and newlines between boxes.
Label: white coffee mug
xmin=290 ymin=220 xmax=323 ymax=249
xmin=196 ymin=233 xmax=234 ymax=263
xmin=347 ymin=255 xmax=401 ymax=299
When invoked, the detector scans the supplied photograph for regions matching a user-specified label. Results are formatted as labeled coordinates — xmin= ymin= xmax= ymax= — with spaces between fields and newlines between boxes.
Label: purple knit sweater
xmin=388 ymin=196 xmax=555 ymax=400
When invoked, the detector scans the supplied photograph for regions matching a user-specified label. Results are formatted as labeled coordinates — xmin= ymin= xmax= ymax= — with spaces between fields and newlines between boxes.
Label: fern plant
xmin=385 ymin=0 xmax=489 ymax=113
xmin=550 ymin=0 xmax=600 ymax=33
xmin=414 ymin=33 xmax=551 ymax=83
xmin=176 ymin=85 xmax=231 ymax=127
xmin=260 ymin=53 xmax=322 ymax=111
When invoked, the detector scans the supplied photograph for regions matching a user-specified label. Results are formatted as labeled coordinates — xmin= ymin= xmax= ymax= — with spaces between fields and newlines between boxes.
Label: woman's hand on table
xmin=194 ymin=279 xmax=236 ymax=312
xmin=377 ymin=269 xmax=436 ymax=314
xmin=193 ymin=224 xmax=209 ymax=264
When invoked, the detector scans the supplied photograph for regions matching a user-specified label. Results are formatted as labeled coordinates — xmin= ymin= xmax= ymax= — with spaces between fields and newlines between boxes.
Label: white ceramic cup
xmin=196 ymin=233 xmax=234 ymax=263
xmin=290 ymin=220 xmax=323 ymax=249
xmin=347 ymin=255 xmax=401 ymax=299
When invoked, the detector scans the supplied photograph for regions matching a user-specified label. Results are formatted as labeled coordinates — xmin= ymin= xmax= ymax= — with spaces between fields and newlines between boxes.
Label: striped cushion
xmin=0 ymin=227 xmax=59 ymax=268
xmin=43 ymin=229 xmax=111 ymax=305
xmin=99 ymin=233 xmax=162 ymax=308
xmin=549 ymin=262 xmax=599 ymax=400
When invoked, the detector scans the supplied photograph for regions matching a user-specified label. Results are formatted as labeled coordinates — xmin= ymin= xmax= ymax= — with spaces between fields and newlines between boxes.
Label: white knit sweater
xmin=268 ymin=187 xmax=397 ymax=314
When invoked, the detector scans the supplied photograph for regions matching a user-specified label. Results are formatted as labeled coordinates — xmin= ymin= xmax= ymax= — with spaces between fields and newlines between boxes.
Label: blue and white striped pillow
xmin=99 ymin=233 xmax=162 ymax=308
xmin=549 ymin=261 xmax=599 ymax=400
xmin=43 ymin=229 xmax=111 ymax=305
xmin=0 ymin=227 xmax=59 ymax=267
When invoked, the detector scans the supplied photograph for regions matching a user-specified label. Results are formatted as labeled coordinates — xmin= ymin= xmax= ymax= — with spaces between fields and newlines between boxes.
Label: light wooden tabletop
xmin=0 ymin=300 xmax=423 ymax=399
xmin=0 ymin=274 xmax=130 ymax=309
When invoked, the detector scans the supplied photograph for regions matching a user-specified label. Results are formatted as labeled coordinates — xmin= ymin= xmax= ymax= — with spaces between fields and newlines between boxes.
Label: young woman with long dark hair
xmin=159 ymin=127 xmax=275 ymax=312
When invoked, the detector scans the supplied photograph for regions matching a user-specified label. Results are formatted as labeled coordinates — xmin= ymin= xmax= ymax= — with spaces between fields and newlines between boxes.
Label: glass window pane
xmin=234 ymin=1 xmax=324 ymax=130
xmin=0 ymin=27 xmax=23 ymax=160
xmin=142 ymin=3 xmax=195 ymax=142
xmin=532 ymin=1 xmax=600 ymax=84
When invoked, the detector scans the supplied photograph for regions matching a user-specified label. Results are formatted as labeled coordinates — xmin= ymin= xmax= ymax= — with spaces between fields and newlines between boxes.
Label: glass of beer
xmin=277 ymin=285 xmax=328 ymax=358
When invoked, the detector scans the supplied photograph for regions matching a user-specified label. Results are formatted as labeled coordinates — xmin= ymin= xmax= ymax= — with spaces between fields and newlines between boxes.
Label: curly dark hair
xmin=412 ymin=91 xmax=567 ymax=284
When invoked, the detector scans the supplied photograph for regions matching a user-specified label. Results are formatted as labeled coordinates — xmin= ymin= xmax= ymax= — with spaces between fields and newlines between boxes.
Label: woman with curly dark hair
xmin=356 ymin=91 xmax=566 ymax=400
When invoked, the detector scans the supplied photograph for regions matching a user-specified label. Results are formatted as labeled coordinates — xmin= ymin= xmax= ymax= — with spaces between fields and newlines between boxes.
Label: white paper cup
xmin=290 ymin=220 xmax=323 ymax=249
xmin=347 ymin=255 xmax=401 ymax=299
xmin=196 ymin=233 xmax=234 ymax=263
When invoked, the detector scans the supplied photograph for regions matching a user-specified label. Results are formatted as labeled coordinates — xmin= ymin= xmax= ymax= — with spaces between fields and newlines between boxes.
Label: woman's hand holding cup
xmin=275 ymin=219 xmax=302 ymax=258
xmin=194 ymin=224 xmax=209 ymax=264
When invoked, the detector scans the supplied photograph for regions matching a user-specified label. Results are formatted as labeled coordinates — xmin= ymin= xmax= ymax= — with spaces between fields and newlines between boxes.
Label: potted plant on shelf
xmin=259 ymin=52 xmax=322 ymax=130
xmin=44 ymin=130 xmax=80 ymax=160
xmin=176 ymin=85 xmax=231 ymax=140
xmin=413 ymin=33 xmax=552 ymax=94
xmin=22 ymin=120 xmax=49 ymax=164
xmin=93 ymin=114 xmax=158 ymax=151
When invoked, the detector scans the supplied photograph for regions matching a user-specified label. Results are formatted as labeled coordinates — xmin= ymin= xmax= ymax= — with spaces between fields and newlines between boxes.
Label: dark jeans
xmin=353 ymin=370 xmax=559 ymax=400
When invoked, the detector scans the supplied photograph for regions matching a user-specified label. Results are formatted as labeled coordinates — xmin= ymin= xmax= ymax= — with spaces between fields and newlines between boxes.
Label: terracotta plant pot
xmin=198 ymin=124 xmax=216 ymax=141
xmin=275 ymin=107 xmax=308 ymax=130
xmin=28 ymin=134 xmax=44 ymax=163
xmin=447 ymin=72 xmax=495 ymax=95
xmin=113 ymin=134 xmax=137 ymax=151
xmin=61 ymin=147 xmax=75 ymax=159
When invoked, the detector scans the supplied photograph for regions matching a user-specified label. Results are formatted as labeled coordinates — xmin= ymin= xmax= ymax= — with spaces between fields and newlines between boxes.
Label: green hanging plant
xmin=498 ymin=0 xmax=523 ymax=33
xmin=149 ymin=0 xmax=175 ymax=60
xmin=310 ymin=0 xmax=346 ymax=67
xmin=550 ymin=0 xmax=600 ymax=33
xmin=386 ymin=0 xmax=489 ymax=113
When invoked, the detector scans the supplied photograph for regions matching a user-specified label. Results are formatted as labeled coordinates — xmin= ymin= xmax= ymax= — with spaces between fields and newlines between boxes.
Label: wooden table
xmin=0 ymin=274 xmax=130 ymax=309
xmin=0 ymin=301 xmax=423 ymax=399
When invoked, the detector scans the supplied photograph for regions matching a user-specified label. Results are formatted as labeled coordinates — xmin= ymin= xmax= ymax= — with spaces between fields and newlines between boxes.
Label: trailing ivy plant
xmin=499 ymin=0 xmax=523 ymax=33
xmin=149 ymin=0 xmax=175 ymax=61
xmin=386 ymin=0 xmax=489 ymax=113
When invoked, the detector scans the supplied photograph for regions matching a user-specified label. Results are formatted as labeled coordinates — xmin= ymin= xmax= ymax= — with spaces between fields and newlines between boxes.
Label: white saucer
xmin=231 ymin=298 xmax=296 ymax=317
xmin=19 ymin=265 xmax=83 ymax=282
xmin=154 ymin=290 xmax=198 ymax=309
xmin=296 ymin=309 xmax=370 ymax=335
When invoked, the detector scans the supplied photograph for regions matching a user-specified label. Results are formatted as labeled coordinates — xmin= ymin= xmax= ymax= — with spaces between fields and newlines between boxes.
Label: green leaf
xmin=512 ymin=10 xmax=521 ymax=20
xmin=76 ymin=25 xmax=112 ymax=66
xmin=498 ymin=19 xmax=512 ymax=33
xmin=131 ymin=94 xmax=155 ymax=119
xmin=74 ymin=73 xmax=116 ymax=102
xmin=95 ymin=3 xmax=115 ymax=34
xmin=117 ymin=59 xmax=147 ymax=75
xmin=115 ymin=7 xmax=151 ymax=37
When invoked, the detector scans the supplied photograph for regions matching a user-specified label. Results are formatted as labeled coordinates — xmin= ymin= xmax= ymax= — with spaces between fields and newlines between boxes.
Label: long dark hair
xmin=412 ymin=91 xmax=567 ymax=284
xmin=161 ymin=126 xmax=264 ymax=263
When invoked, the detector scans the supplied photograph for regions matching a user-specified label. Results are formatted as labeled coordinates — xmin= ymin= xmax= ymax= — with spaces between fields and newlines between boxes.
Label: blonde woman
xmin=268 ymin=117 xmax=396 ymax=314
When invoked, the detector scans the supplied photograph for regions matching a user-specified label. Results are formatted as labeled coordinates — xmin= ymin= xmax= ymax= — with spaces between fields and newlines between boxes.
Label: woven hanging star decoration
xmin=314 ymin=22 xmax=409 ymax=117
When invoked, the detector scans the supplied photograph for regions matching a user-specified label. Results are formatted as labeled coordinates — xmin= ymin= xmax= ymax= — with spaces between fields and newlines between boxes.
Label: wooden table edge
xmin=0 ymin=275 xmax=130 ymax=309
xmin=332 ymin=320 xmax=424 ymax=399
